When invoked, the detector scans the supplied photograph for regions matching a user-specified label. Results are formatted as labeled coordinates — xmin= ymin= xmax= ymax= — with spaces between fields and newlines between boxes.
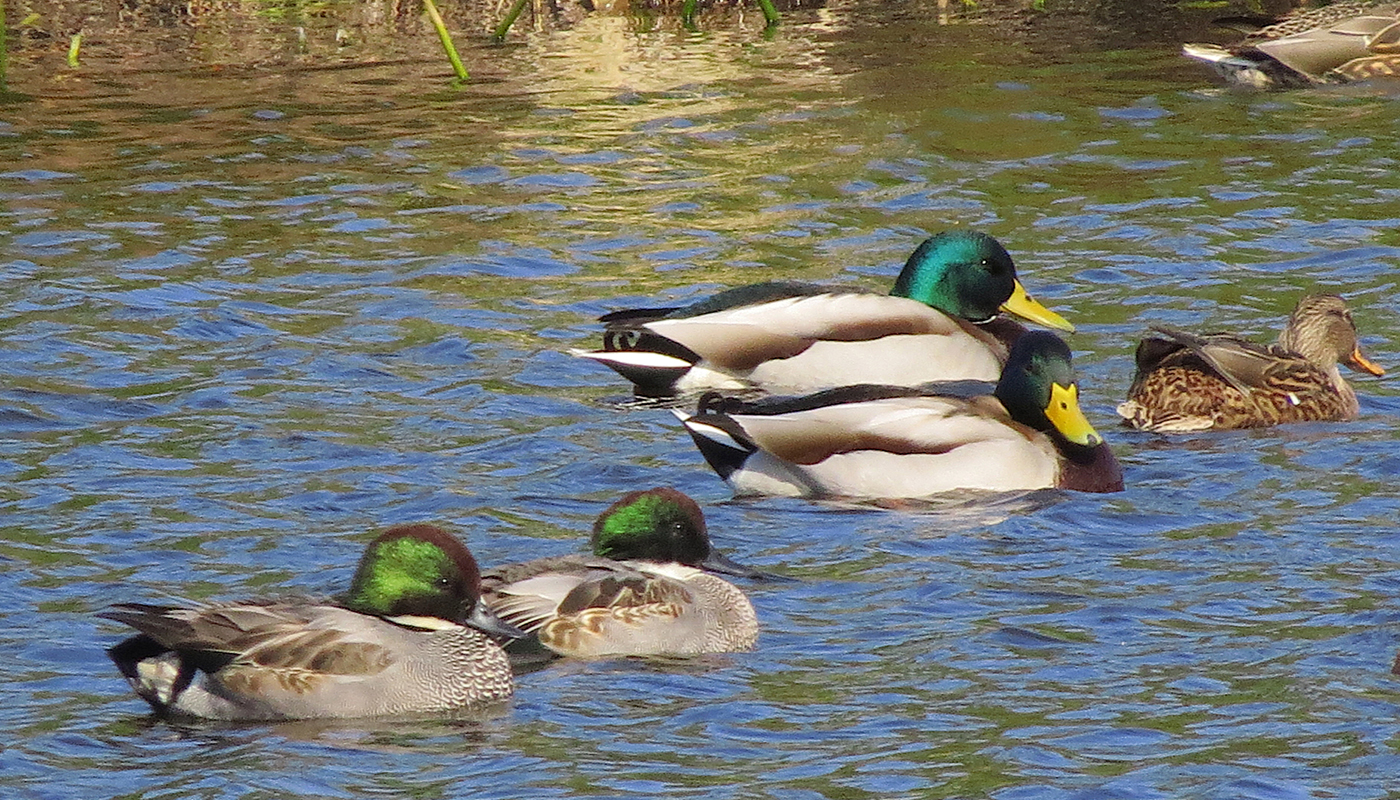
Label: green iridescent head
xmin=591 ymin=488 xmax=709 ymax=564
xmin=890 ymin=231 xmax=1073 ymax=332
xmin=591 ymin=488 xmax=773 ymax=579
xmin=344 ymin=524 xmax=523 ymax=638
xmin=994 ymin=331 xmax=1102 ymax=451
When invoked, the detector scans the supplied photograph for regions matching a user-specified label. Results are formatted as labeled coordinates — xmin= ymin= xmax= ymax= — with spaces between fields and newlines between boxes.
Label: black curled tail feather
xmin=682 ymin=402 xmax=758 ymax=481
xmin=106 ymin=634 xmax=198 ymax=715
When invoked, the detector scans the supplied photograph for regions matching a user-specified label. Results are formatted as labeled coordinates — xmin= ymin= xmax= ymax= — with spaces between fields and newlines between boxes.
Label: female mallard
xmin=1117 ymin=294 xmax=1384 ymax=432
xmin=1183 ymin=2 xmax=1400 ymax=89
xmin=101 ymin=524 xmax=524 ymax=720
xmin=481 ymin=488 xmax=770 ymax=659
xmin=573 ymin=230 xmax=1074 ymax=397
xmin=675 ymin=331 xmax=1124 ymax=499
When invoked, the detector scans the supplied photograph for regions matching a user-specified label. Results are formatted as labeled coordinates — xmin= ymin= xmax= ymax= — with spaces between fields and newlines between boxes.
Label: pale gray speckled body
xmin=483 ymin=556 xmax=758 ymax=659
xmin=107 ymin=601 xmax=514 ymax=720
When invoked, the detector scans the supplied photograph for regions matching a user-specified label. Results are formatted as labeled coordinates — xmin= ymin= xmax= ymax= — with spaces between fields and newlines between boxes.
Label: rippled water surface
xmin=4 ymin=4 xmax=1400 ymax=798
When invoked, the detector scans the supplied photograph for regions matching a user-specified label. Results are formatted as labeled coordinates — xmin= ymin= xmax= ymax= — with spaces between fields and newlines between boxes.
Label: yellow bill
xmin=1003 ymin=280 xmax=1074 ymax=333
xmin=1045 ymin=383 xmax=1102 ymax=447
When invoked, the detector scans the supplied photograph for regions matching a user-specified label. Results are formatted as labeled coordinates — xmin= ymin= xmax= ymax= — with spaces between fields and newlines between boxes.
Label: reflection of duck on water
xmin=1183 ymin=2 xmax=1400 ymax=89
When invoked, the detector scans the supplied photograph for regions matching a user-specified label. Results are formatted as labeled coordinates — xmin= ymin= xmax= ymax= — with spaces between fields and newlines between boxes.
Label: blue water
xmin=3 ymin=6 xmax=1400 ymax=799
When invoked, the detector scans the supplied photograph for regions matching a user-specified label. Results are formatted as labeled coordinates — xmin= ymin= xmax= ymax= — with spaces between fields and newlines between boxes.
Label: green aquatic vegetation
xmin=682 ymin=0 xmax=780 ymax=29
xmin=423 ymin=0 xmax=468 ymax=81
xmin=494 ymin=0 xmax=531 ymax=41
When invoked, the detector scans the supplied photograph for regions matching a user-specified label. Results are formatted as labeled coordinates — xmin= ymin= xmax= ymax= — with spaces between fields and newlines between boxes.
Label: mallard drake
xmin=1183 ymin=2 xmax=1400 ymax=89
xmin=101 ymin=524 xmax=524 ymax=720
xmin=1117 ymin=294 xmax=1384 ymax=432
xmin=572 ymin=230 xmax=1074 ymax=397
xmin=481 ymin=488 xmax=769 ymax=659
xmin=675 ymin=331 xmax=1124 ymax=499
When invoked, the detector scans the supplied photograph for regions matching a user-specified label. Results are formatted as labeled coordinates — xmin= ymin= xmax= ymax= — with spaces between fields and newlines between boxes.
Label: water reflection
xmin=4 ymin=1 xmax=1400 ymax=798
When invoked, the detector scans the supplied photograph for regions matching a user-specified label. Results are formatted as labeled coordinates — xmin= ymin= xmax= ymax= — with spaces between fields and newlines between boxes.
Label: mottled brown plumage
xmin=1118 ymin=294 xmax=1383 ymax=432
xmin=1183 ymin=2 xmax=1400 ymax=89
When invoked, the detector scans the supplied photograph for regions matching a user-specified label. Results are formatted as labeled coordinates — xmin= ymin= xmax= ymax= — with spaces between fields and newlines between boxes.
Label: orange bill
xmin=1347 ymin=345 xmax=1384 ymax=376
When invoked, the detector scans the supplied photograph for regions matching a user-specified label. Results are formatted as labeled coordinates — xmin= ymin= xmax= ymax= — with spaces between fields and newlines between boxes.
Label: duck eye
xmin=435 ymin=576 xmax=452 ymax=588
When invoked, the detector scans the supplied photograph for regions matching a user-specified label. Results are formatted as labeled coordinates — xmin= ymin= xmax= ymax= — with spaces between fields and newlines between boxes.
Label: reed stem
xmin=493 ymin=0 xmax=531 ymax=41
xmin=423 ymin=0 xmax=468 ymax=81
xmin=755 ymin=0 xmax=779 ymax=27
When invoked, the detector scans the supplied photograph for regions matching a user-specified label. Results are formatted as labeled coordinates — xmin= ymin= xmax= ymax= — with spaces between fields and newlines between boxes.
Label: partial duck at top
xmin=572 ymin=230 xmax=1074 ymax=397
xmin=1118 ymin=293 xmax=1384 ymax=432
xmin=1183 ymin=2 xmax=1400 ymax=90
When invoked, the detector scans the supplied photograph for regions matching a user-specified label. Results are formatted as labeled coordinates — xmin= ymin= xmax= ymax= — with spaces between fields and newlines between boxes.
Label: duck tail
xmin=106 ymin=633 xmax=198 ymax=715
xmin=674 ymin=401 xmax=755 ymax=479
xmin=570 ymin=327 xmax=702 ymax=397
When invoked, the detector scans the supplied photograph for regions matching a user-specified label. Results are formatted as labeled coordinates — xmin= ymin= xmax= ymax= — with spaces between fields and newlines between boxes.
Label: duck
xmin=571 ymin=230 xmax=1074 ymax=397
xmin=675 ymin=330 xmax=1124 ymax=499
xmin=1117 ymin=294 xmax=1384 ymax=432
xmin=480 ymin=487 xmax=770 ymax=659
xmin=100 ymin=523 xmax=525 ymax=720
xmin=1183 ymin=2 xmax=1400 ymax=90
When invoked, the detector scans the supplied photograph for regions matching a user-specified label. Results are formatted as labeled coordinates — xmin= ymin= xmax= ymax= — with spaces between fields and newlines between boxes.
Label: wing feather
xmin=728 ymin=395 xmax=1026 ymax=464
xmin=646 ymin=294 xmax=977 ymax=371
xmin=1144 ymin=326 xmax=1289 ymax=394
xmin=487 ymin=573 xmax=590 ymax=634
xmin=101 ymin=602 xmax=398 ymax=697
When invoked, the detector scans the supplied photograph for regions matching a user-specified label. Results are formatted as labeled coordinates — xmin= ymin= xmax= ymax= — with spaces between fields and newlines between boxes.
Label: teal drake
xmin=572 ymin=230 xmax=1074 ymax=397
xmin=1183 ymin=2 xmax=1400 ymax=89
xmin=481 ymin=488 xmax=768 ymax=658
xmin=1117 ymin=294 xmax=1384 ymax=432
xmin=101 ymin=524 xmax=524 ymax=720
xmin=676 ymin=331 xmax=1123 ymax=499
